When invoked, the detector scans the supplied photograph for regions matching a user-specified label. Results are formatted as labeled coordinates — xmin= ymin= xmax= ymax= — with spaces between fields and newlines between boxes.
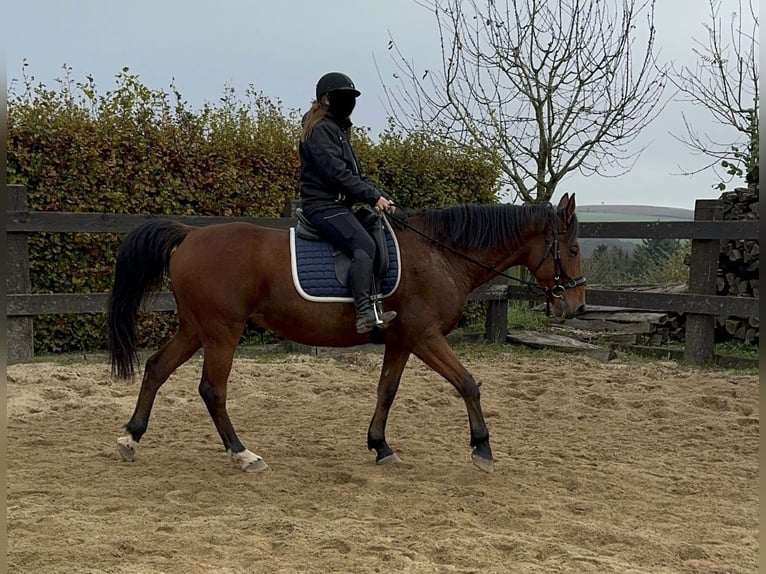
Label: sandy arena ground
xmin=7 ymin=346 xmax=759 ymax=573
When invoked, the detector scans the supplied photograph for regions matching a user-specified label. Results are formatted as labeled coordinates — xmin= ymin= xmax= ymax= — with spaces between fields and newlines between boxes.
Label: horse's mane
xmin=407 ymin=203 xmax=577 ymax=251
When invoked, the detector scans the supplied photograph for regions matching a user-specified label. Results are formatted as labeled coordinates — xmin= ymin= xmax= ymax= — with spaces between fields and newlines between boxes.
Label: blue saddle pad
xmin=290 ymin=222 xmax=401 ymax=302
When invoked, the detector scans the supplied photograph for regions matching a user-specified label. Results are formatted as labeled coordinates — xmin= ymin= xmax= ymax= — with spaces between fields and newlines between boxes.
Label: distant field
xmin=577 ymin=205 xmax=693 ymax=222
xmin=575 ymin=205 xmax=692 ymax=256
xmin=577 ymin=212 xmax=691 ymax=222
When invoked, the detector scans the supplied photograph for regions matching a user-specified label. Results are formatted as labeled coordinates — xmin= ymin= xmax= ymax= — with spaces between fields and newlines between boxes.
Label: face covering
xmin=328 ymin=92 xmax=357 ymax=119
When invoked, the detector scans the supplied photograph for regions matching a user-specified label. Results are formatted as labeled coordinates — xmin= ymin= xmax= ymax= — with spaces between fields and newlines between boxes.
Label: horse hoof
xmin=471 ymin=451 xmax=493 ymax=473
xmin=117 ymin=441 xmax=135 ymax=462
xmin=243 ymin=458 xmax=271 ymax=473
xmin=376 ymin=452 xmax=401 ymax=465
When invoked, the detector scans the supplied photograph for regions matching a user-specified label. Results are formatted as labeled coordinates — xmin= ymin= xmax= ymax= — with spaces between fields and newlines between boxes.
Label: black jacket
xmin=299 ymin=113 xmax=383 ymax=218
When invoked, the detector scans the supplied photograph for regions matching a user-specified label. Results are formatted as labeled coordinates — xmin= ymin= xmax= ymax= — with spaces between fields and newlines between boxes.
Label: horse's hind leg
xmin=198 ymin=336 xmax=269 ymax=473
xmin=117 ymin=324 xmax=201 ymax=462
xmin=413 ymin=333 xmax=493 ymax=473
xmin=367 ymin=344 xmax=411 ymax=465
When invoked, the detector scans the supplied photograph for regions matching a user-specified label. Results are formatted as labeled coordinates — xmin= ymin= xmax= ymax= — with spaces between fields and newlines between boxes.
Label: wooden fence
xmin=6 ymin=185 xmax=759 ymax=364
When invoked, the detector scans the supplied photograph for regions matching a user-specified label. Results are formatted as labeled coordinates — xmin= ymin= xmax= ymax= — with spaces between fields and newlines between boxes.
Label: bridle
xmin=530 ymin=210 xmax=587 ymax=309
xmin=383 ymin=206 xmax=586 ymax=311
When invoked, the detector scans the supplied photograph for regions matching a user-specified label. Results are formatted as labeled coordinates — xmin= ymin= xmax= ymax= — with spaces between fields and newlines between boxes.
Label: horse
xmin=107 ymin=193 xmax=585 ymax=474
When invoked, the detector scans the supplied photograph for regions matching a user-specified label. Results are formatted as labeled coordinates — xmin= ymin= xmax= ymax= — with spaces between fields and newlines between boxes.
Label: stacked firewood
xmin=547 ymin=301 xmax=687 ymax=347
xmin=541 ymin=284 xmax=689 ymax=346
xmin=553 ymin=306 xmax=759 ymax=347
xmin=715 ymin=166 xmax=759 ymax=344
xmin=714 ymin=315 xmax=759 ymax=344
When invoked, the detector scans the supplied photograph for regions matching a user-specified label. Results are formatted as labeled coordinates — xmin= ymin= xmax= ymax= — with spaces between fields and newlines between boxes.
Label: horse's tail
xmin=107 ymin=220 xmax=190 ymax=379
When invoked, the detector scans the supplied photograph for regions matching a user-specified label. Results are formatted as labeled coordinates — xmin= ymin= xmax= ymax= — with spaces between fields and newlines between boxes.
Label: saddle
xmin=290 ymin=207 xmax=401 ymax=302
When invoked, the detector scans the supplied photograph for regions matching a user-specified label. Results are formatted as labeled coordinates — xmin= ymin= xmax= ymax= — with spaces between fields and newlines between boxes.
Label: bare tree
xmin=377 ymin=0 xmax=668 ymax=203
xmin=669 ymin=0 xmax=759 ymax=189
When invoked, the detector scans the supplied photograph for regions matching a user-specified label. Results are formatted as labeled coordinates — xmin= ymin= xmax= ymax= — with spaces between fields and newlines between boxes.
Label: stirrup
xmin=376 ymin=310 xmax=397 ymax=327
xmin=355 ymin=309 xmax=397 ymax=334
xmin=372 ymin=295 xmax=396 ymax=329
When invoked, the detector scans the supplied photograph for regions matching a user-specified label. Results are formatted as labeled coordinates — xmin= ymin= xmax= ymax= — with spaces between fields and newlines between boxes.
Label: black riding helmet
xmin=316 ymin=72 xmax=361 ymax=101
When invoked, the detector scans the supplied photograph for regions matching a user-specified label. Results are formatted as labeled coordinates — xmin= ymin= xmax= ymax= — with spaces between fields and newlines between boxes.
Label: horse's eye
xmin=569 ymin=246 xmax=579 ymax=256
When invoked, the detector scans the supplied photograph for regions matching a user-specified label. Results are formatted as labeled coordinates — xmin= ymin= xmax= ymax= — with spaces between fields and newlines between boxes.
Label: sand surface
xmin=7 ymin=347 xmax=759 ymax=573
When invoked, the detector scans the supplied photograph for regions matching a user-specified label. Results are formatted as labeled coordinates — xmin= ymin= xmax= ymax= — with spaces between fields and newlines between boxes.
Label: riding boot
xmin=349 ymin=249 xmax=397 ymax=333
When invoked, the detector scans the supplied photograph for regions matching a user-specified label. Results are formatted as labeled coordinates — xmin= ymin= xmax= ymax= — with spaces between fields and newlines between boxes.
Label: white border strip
xmin=290 ymin=217 xmax=402 ymax=304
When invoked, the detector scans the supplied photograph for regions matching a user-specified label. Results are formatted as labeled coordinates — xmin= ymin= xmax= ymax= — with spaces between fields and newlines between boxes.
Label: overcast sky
xmin=5 ymin=0 xmax=759 ymax=210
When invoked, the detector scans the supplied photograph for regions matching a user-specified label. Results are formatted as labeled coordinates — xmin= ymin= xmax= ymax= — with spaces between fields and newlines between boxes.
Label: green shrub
xmin=355 ymin=125 xmax=501 ymax=208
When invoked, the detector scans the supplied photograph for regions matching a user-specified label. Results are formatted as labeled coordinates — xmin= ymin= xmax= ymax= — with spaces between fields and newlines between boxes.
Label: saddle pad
xmin=290 ymin=220 xmax=401 ymax=302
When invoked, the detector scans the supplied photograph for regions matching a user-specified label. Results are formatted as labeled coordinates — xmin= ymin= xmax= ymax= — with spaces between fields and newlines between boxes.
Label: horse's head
xmin=527 ymin=193 xmax=586 ymax=320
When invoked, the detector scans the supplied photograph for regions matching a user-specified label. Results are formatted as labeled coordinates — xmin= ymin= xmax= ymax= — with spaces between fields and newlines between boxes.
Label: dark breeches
xmin=308 ymin=206 xmax=375 ymax=258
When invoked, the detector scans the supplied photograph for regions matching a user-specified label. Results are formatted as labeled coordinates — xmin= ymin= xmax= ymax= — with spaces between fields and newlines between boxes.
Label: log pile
xmin=548 ymin=304 xmax=686 ymax=347
xmin=715 ymin=166 xmax=759 ymax=344
xmin=715 ymin=315 xmax=759 ymax=345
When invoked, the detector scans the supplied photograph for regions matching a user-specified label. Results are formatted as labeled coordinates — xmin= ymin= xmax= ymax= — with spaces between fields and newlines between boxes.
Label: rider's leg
xmin=308 ymin=207 xmax=396 ymax=333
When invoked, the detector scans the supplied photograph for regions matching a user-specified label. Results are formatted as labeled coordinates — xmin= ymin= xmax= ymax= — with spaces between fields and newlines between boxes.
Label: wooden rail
xmin=6 ymin=185 xmax=759 ymax=364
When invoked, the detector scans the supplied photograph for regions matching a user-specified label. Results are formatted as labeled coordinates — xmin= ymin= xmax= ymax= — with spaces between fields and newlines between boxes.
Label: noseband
xmin=531 ymin=210 xmax=587 ymax=312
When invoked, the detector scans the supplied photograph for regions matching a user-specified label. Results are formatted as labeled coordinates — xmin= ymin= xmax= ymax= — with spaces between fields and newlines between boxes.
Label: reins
xmin=383 ymin=207 xmax=586 ymax=309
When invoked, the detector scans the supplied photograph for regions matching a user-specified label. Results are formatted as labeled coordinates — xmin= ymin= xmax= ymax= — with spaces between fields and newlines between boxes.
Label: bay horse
xmin=107 ymin=193 xmax=585 ymax=473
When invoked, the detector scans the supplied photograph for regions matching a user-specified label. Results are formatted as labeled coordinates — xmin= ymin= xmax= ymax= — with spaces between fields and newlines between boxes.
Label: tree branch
xmin=381 ymin=0 xmax=669 ymax=202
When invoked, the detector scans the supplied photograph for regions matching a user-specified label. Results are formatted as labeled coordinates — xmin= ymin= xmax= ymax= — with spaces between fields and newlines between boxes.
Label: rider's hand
xmin=375 ymin=196 xmax=395 ymax=214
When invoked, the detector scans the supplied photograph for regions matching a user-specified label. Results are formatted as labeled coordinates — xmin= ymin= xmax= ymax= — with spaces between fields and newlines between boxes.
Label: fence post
xmin=7 ymin=185 xmax=34 ymax=362
xmin=684 ymin=199 xmax=723 ymax=364
xmin=484 ymin=273 xmax=509 ymax=343
xmin=283 ymin=196 xmax=300 ymax=218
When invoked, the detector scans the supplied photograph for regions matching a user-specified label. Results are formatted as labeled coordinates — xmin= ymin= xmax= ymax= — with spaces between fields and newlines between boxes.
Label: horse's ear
xmin=557 ymin=192 xmax=576 ymax=226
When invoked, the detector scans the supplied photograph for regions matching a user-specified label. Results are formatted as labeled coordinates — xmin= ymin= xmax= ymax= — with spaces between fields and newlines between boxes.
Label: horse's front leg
xmin=413 ymin=334 xmax=493 ymax=473
xmin=367 ymin=344 xmax=411 ymax=464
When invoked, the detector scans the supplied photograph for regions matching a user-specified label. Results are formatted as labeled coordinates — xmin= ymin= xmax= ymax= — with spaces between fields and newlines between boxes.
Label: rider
xmin=298 ymin=71 xmax=397 ymax=334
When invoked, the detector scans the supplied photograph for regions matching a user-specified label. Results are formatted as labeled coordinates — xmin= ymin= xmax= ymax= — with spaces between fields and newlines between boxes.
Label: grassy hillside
xmin=576 ymin=205 xmax=692 ymax=257
xmin=577 ymin=205 xmax=693 ymax=221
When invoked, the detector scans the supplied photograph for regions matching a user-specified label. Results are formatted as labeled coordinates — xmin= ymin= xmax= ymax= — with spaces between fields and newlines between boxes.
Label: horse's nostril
xmin=576 ymin=304 xmax=586 ymax=314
